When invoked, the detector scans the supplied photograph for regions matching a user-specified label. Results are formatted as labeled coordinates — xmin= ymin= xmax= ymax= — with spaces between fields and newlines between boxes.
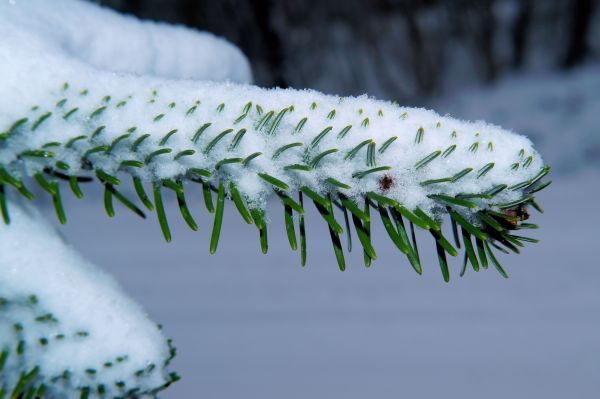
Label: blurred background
xmin=97 ymin=0 xmax=599 ymax=100
xmin=51 ymin=1 xmax=599 ymax=398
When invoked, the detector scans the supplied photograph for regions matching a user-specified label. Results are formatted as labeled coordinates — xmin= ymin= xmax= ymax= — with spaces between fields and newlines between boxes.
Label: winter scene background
xmin=15 ymin=0 xmax=600 ymax=397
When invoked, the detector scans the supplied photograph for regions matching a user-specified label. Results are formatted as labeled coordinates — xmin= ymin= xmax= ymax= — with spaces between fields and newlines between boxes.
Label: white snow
xmin=0 ymin=0 xmax=546 ymax=219
xmin=0 ymin=196 xmax=172 ymax=396
xmin=0 ymin=0 xmax=252 ymax=84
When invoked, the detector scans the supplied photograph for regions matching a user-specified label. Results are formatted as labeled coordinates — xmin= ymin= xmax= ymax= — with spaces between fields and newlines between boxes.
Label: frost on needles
xmin=0 ymin=0 xmax=550 ymax=396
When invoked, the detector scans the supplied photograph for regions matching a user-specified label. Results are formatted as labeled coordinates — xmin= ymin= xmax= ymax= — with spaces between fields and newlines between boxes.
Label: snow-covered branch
xmin=0 ymin=0 xmax=551 ymax=396
xmin=0 ymin=0 xmax=549 ymax=267
xmin=0 ymin=197 xmax=177 ymax=397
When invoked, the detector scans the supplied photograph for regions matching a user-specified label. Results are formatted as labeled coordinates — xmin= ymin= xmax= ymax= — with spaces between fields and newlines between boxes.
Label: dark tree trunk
xmin=563 ymin=0 xmax=596 ymax=68
xmin=402 ymin=7 xmax=438 ymax=95
xmin=511 ymin=0 xmax=533 ymax=69
xmin=473 ymin=1 xmax=498 ymax=82
xmin=249 ymin=0 xmax=287 ymax=87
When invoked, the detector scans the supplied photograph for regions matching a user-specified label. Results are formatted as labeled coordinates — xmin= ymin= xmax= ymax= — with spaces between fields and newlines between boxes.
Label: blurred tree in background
xmin=97 ymin=0 xmax=599 ymax=102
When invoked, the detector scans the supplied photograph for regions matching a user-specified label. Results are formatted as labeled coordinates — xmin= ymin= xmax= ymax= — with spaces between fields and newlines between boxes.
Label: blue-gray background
xmin=43 ymin=1 xmax=600 ymax=397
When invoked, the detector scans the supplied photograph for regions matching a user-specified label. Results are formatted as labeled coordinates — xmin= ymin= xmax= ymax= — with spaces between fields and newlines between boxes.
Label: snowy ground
xmin=40 ymin=65 xmax=600 ymax=398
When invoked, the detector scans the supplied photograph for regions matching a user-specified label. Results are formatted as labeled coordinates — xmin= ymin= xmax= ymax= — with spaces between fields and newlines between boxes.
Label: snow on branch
xmin=0 ymin=198 xmax=178 ymax=397
xmin=0 ymin=0 xmax=551 ymax=395
xmin=0 ymin=0 xmax=550 ymax=274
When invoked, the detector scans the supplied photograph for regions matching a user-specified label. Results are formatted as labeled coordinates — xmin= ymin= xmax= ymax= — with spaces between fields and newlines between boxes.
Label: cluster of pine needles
xmin=0 ymin=131 xmax=551 ymax=280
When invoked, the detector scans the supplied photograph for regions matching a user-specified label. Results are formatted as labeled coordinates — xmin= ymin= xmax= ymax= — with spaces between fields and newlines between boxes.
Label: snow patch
xmin=0 ymin=197 xmax=173 ymax=396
